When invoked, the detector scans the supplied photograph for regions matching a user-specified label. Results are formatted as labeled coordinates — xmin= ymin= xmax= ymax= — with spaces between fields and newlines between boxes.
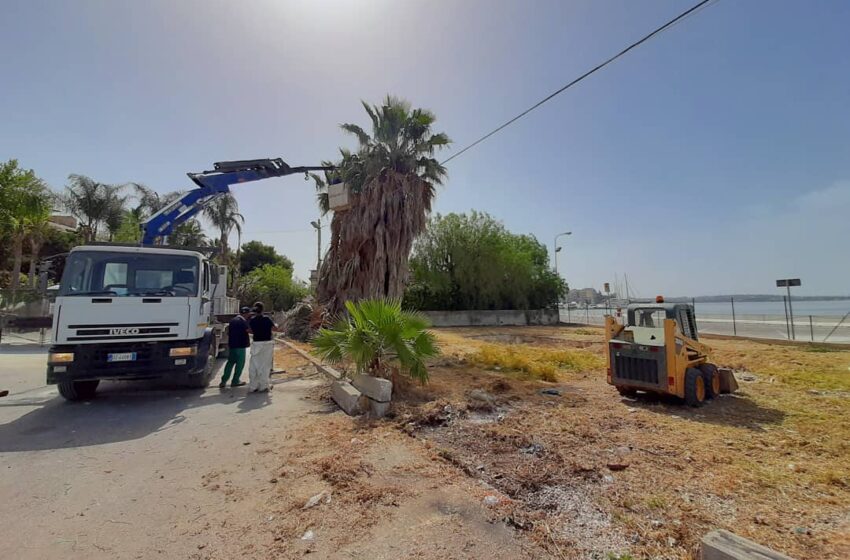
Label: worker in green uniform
xmin=219 ymin=307 xmax=252 ymax=388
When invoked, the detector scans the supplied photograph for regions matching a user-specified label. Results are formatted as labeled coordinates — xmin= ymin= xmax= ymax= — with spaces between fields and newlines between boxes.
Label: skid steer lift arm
xmin=141 ymin=158 xmax=334 ymax=245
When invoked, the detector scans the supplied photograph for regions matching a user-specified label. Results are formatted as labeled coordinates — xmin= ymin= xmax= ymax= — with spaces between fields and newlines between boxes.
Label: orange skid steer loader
xmin=604 ymin=298 xmax=736 ymax=406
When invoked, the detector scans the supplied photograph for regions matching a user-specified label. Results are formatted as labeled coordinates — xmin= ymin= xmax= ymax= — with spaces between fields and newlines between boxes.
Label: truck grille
xmin=613 ymin=355 xmax=660 ymax=385
xmin=67 ymin=322 xmax=179 ymax=341
xmin=72 ymin=342 xmax=159 ymax=374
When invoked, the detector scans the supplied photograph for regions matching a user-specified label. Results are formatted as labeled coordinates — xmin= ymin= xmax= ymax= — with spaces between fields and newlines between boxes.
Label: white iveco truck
xmin=46 ymin=158 xmax=333 ymax=400
xmin=47 ymin=245 xmax=236 ymax=399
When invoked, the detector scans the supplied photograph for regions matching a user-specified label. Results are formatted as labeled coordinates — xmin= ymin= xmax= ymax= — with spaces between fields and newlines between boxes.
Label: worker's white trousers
xmin=248 ymin=340 xmax=274 ymax=391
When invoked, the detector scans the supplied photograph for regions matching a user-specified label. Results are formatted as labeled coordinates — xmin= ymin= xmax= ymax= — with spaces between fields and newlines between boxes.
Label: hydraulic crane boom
xmin=140 ymin=158 xmax=333 ymax=245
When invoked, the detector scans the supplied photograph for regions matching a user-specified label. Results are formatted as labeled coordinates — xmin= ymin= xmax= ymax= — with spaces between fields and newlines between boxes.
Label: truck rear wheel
xmin=684 ymin=368 xmax=706 ymax=407
xmin=699 ymin=363 xmax=721 ymax=399
xmin=58 ymin=380 xmax=100 ymax=401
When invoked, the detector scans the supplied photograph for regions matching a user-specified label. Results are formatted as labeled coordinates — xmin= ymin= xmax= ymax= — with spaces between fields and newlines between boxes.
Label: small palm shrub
xmin=312 ymin=298 xmax=439 ymax=383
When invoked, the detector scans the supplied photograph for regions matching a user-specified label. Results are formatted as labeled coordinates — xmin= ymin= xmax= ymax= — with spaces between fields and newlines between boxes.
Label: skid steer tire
xmin=616 ymin=386 xmax=638 ymax=398
xmin=58 ymin=380 xmax=100 ymax=401
xmin=684 ymin=368 xmax=706 ymax=407
xmin=699 ymin=364 xmax=721 ymax=399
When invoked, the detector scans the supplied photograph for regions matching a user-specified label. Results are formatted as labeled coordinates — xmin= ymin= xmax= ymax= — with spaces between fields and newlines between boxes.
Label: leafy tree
xmin=236 ymin=263 xmax=307 ymax=312
xmin=0 ymin=159 xmax=51 ymax=294
xmin=25 ymin=216 xmax=54 ymax=288
xmin=404 ymin=212 xmax=567 ymax=311
xmin=313 ymin=96 xmax=450 ymax=315
xmin=113 ymin=210 xmax=143 ymax=243
xmin=312 ymin=298 xmax=439 ymax=384
xmin=239 ymin=240 xmax=292 ymax=275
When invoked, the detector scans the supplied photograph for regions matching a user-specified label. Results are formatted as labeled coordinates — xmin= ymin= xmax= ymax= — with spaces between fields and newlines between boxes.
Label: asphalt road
xmin=0 ymin=346 xmax=325 ymax=559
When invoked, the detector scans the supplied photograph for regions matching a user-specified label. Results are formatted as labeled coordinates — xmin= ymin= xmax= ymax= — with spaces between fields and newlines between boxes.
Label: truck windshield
xmin=59 ymin=251 xmax=200 ymax=297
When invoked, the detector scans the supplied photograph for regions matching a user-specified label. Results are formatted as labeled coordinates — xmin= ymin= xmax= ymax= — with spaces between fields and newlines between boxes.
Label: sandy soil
xmin=3 ymin=329 xmax=848 ymax=559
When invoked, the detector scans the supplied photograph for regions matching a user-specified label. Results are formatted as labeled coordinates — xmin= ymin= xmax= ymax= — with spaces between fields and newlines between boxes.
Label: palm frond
xmin=340 ymin=123 xmax=370 ymax=146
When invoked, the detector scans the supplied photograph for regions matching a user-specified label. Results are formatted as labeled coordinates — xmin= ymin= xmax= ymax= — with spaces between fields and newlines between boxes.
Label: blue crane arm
xmin=140 ymin=158 xmax=333 ymax=245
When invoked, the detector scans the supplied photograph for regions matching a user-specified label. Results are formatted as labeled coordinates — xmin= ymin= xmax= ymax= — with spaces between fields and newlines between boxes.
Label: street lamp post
xmin=310 ymin=218 xmax=322 ymax=271
xmin=553 ymin=231 xmax=572 ymax=276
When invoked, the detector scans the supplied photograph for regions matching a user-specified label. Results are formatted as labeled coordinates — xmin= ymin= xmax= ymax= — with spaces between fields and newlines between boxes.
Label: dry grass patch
xmin=468 ymin=342 xmax=605 ymax=381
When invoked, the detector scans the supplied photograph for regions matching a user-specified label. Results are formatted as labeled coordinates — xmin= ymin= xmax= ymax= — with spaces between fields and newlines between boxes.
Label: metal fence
xmin=560 ymin=304 xmax=850 ymax=344
xmin=0 ymin=291 xmax=53 ymax=347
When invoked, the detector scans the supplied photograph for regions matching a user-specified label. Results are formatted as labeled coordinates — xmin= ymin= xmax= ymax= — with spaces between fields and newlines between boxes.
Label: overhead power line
xmin=440 ymin=0 xmax=718 ymax=165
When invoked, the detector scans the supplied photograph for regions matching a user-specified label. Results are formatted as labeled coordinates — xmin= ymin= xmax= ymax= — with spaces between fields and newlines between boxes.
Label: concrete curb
xmin=700 ymin=530 xmax=796 ymax=560
xmin=276 ymin=337 xmax=393 ymax=417
xmin=276 ymin=337 xmax=341 ymax=381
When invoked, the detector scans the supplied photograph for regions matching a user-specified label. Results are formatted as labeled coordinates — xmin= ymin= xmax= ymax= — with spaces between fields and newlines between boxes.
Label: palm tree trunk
xmin=317 ymin=171 xmax=429 ymax=315
xmin=10 ymin=233 xmax=24 ymax=295
xmin=28 ymin=238 xmax=42 ymax=289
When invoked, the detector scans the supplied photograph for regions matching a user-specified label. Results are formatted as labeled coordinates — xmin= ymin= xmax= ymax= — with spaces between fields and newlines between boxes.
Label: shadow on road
xmin=0 ymin=362 xmax=273 ymax=452
xmin=624 ymin=391 xmax=786 ymax=431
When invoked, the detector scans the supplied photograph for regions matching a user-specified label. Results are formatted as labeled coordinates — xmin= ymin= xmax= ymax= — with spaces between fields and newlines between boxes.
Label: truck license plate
xmin=107 ymin=352 xmax=137 ymax=362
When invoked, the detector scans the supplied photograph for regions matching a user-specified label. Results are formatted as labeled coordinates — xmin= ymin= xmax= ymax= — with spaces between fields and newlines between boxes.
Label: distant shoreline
xmin=664 ymin=295 xmax=850 ymax=303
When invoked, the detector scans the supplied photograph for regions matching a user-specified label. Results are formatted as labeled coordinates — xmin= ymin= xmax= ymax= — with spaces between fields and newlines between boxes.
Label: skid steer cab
xmin=604 ymin=299 xmax=730 ymax=407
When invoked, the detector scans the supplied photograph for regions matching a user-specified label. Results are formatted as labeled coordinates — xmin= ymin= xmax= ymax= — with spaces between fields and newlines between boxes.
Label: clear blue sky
xmin=2 ymin=0 xmax=849 ymax=296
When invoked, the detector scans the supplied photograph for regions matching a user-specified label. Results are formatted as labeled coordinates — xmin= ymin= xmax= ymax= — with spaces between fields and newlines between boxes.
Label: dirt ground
xmin=192 ymin=344 xmax=543 ymax=560
xmin=241 ymin=327 xmax=850 ymax=560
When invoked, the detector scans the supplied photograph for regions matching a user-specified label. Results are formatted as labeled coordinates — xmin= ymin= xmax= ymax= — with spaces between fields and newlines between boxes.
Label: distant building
xmin=48 ymin=214 xmax=77 ymax=233
xmin=568 ymin=288 xmax=600 ymax=305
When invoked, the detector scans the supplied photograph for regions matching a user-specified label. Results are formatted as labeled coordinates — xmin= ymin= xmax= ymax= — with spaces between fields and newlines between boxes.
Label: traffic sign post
xmin=776 ymin=278 xmax=801 ymax=340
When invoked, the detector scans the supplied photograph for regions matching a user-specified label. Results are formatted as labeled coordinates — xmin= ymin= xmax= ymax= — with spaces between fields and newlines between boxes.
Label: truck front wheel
xmin=58 ymin=380 xmax=100 ymax=401
xmin=185 ymin=347 xmax=216 ymax=389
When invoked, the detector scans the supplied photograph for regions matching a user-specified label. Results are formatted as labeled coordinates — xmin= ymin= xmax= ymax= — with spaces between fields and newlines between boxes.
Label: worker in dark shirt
xmin=219 ymin=307 xmax=252 ymax=388
xmin=247 ymin=302 xmax=279 ymax=392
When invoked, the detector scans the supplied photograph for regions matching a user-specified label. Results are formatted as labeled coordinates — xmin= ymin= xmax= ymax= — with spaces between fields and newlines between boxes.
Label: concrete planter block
xmin=351 ymin=373 xmax=392 ymax=403
xmin=331 ymin=380 xmax=364 ymax=416
xmin=369 ymin=399 xmax=391 ymax=418
xmin=700 ymin=530 xmax=795 ymax=560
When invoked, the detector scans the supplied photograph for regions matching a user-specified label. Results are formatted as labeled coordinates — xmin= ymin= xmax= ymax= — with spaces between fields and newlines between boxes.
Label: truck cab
xmin=47 ymin=245 xmax=228 ymax=400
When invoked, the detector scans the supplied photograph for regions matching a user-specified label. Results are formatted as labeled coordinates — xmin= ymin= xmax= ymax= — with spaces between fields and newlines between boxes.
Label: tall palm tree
xmin=131 ymin=183 xmax=182 ymax=217
xmin=315 ymin=96 xmax=450 ymax=315
xmin=126 ymin=183 xmax=185 ymax=244
xmin=103 ymin=188 xmax=128 ymax=242
xmin=202 ymin=193 xmax=244 ymax=265
xmin=62 ymin=175 xmax=125 ymax=243
xmin=171 ymin=220 xmax=209 ymax=247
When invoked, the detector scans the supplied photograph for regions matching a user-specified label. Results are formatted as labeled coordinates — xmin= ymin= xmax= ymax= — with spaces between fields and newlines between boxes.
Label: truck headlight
xmin=169 ymin=346 xmax=198 ymax=357
xmin=49 ymin=352 xmax=75 ymax=363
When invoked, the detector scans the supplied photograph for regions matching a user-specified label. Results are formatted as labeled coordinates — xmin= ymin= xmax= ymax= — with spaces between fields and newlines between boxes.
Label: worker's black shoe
xmin=218 ymin=381 xmax=227 ymax=389
xmin=231 ymin=381 xmax=247 ymax=387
